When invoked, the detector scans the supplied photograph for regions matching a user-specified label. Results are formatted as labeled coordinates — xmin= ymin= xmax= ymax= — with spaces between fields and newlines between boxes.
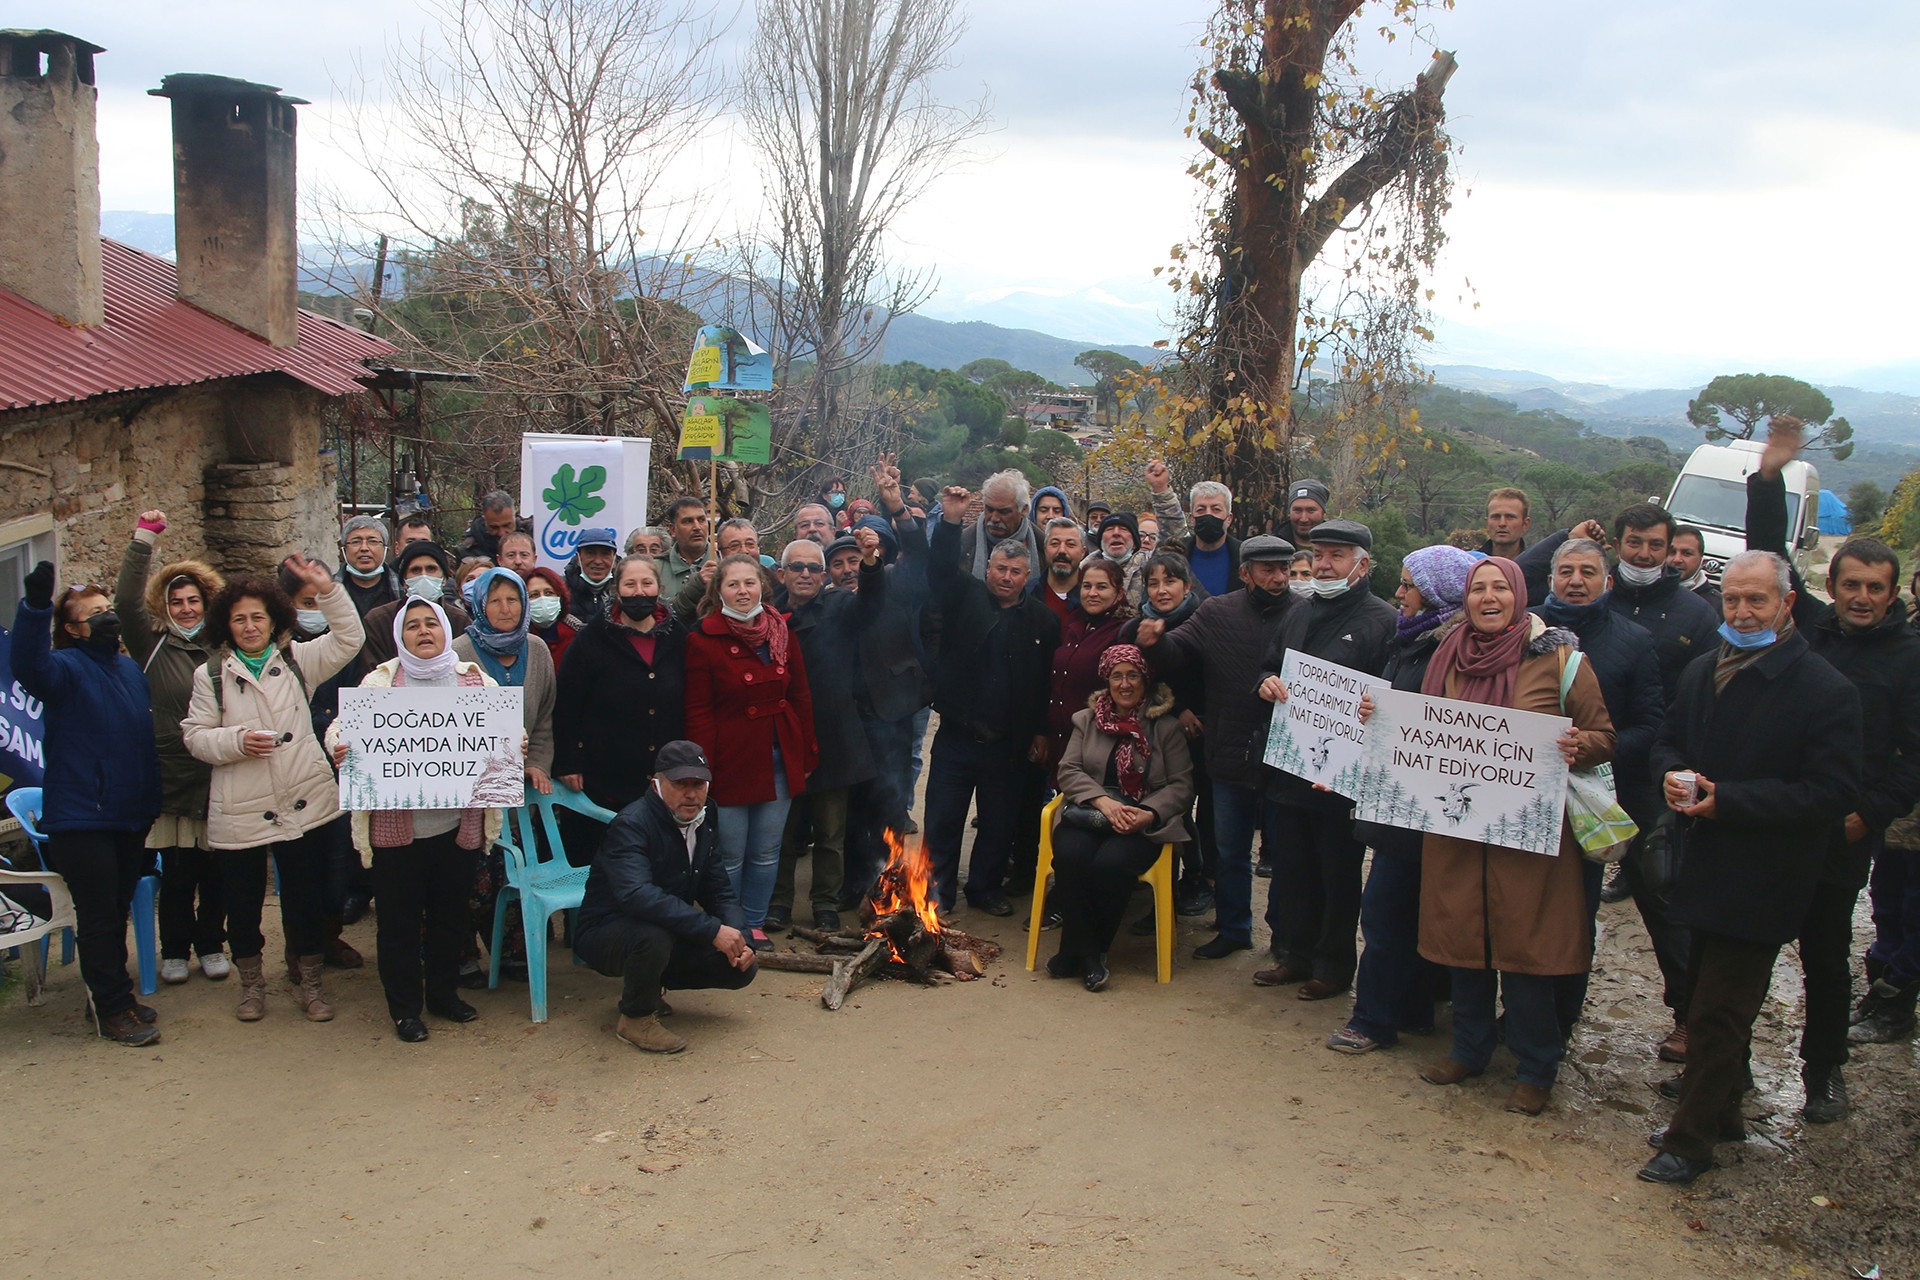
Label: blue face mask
xmin=406 ymin=575 xmax=445 ymax=601
xmin=1718 ymin=621 xmax=1775 ymax=650
xmin=826 ymin=493 xmax=846 ymax=510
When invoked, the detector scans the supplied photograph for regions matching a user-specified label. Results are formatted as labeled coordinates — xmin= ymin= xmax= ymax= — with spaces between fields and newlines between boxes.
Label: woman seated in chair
xmin=331 ymin=599 xmax=509 ymax=1043
xmin=1046 ymin=644 xmax=1193 ymax=992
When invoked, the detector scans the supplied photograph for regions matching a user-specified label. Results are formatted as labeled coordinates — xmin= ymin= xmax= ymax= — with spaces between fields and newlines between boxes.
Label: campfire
xmin=758 ymin=828 xmax=1002 ymax=1009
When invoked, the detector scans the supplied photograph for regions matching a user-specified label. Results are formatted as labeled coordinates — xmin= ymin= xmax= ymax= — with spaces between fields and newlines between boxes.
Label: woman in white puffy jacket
xmin=182 ymin=555 xmax=363 ymax=1023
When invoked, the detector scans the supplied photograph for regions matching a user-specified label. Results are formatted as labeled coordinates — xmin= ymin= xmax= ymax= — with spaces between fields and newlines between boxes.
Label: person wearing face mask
xmin=1287 ymin=551 xmax=1315 ymax=595
xmin=13 ymin=562 xmax=164 ymax=1045
xmin=113 ymin=510 xmax=232 ymax=985
xmin=564 ymin=526 xmax=621 ymax=626
xmin=552 ymin=554 xmax=687 ymax=846
xmin=574 ymin=741 xmax=757 ymax=1054
xmin=523 ymin=567 xmax=576 ymax=666
xmin=1641 ymin=549 xmax=1860 ymax=1186
xmin=1176 ymin=480 xmax=1241 ymax=597
xmin=360 ymin=542 xmax=473 ymax=668
xmin=819 ymin=478 xmax=852 ymax=531
xmin=1134 ymin=535 xmax=1296 ymax=958
xmin=337 ymin=515 xmax=400 ymax=618
xmin=181 ymin=557 xmax=366 ymax=1024
xmin=1255 ymin=520 xmax=1397 ymax=1000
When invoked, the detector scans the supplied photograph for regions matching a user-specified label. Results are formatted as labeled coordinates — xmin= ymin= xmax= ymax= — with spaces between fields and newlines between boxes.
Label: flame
xmin=865 ymin=826 xmax=943 ymax=949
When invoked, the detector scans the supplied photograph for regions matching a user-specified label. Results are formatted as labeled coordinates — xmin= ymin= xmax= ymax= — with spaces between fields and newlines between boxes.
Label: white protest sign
xmin=1351 ymin=687 xmax=1571 ymax=856
xmin=337 ymin=686 xmax=526 ymax=811
xmin=519 ymin=433 xmax=653 ymax=573
xmin=1262 ymin=652 xmax=1385 ymax=796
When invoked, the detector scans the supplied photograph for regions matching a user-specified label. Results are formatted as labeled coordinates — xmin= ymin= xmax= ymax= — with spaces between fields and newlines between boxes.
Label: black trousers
xmin=320 ymin=813 xmax=370 ymax=914
xmin=1664 ymin=930 xmax=1778 ymax=1163
xmin=1796 ymin=873 xmax=1862 ymax=1075
xmin=45 ymin=829 xmax=147 ymax=1018
xmin=922 ymin=726 xmax=1026 ymax=911
xmin=1271 ymin=803 xmax=1367 ymax=987
xmin=157 ymin=843 xmax=225 ymax=960
xmin=219 ymin=828 xmax=328 ymax=959
xmin=372 ymin=830 xmax=476 ymax=1020
xmin=1052 ymin=825 xmax=1163 ymax=960
xmin=574 ymin=917 xmax=756 ymax=1017
xmin=1621 ymin=809 xmax=1693 ymax=1017
xmin=1183 ymin=743 xmax=1217 ymax=887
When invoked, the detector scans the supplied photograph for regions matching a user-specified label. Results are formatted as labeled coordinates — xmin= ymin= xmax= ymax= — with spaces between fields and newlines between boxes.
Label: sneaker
xmin=1326 ymin=1026 xmax=1381 ymax=1054
xmin=198 ymin=952 xmax=231 ymax=980
xmin=616 ymin=1012 xmax=687 ymax=1054
xmin=160 ymin=958 xmax=190 ymax=985
xmin=748 ymin=928 xmax=772 ymax=953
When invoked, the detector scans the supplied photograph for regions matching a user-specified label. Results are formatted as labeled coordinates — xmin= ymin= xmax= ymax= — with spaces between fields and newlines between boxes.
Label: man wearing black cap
xmin=1136 ymin=533 xmax=1298 ymax=957
xmin=575 ymin=740 xmax=758 ymax=1054
xmin=1256 ymin=518 xmax=1396 ymax=998
xmin=360 ymin=541 xmax=473 ymax=666
xmin=565 ymin=527 xmax=620 ymax=626
xmin=1083 ymin=498 xmax=1113 ymax=544
xmin=1278 ymin=479 xmax=1331 ymax=548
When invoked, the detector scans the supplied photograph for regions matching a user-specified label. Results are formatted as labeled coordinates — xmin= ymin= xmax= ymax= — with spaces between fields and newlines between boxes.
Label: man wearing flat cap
xmin=575 ymin=740 xmax=758 ymax=1054
xmin=1256 ymin=518 xmax=1397 ymax=999
xmin=1279 ymin=479 xmax=1332 ymax=548
xmin=565 ymin=526 xmax=621 ymax=627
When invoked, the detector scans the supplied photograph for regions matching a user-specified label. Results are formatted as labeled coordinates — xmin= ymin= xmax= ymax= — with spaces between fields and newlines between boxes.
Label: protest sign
xmin=337 ymin=686 xmax=526 ymax=811
xmin=519 ymin=433 xmax=652 ymax=573
xmin=1262 ymin=652 xmax=1384 ymax=796
xmin=683 ymin=324 xmax=774 ymax=392
xmin=678 ymin=396 xmax=773 ymax=465
xmin=1350 ymin=687 xmax=1571 ymax=856
xmin=0 ymin=627 xmax=47 ymax=792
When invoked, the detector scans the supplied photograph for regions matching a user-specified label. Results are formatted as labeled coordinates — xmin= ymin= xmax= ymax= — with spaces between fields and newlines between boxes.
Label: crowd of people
xmin=12 ymin=420 xmax=1919 ymax=1188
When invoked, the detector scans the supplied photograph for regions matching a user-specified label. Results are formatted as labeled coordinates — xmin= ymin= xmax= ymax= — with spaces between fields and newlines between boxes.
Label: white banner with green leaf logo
xmin=518 ymin=434 xmax=653 ymax=572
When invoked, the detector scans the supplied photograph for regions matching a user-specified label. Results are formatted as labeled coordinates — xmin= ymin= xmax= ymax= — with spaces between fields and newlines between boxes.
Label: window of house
xmin=0 ymin=514 xmax=57 ymax=618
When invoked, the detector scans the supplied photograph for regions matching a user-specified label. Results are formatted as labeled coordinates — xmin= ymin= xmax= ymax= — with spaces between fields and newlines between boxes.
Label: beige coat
xmin=1418 ymin=630 xmax=1616 ymax=976
xmin=332 ymin=659 xmax=507 ymax=863
xmin=181 ymin=585 xmax=365 ymax=850
xmin=1053 ymin=690 xmax=1195 ymax=844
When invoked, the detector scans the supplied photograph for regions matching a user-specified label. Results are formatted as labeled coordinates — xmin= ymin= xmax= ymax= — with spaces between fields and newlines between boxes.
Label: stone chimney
xmin=149 ymin=74 xmax=307 ymax=348
xmin=0 ymin=31 xmax=105 ymax=326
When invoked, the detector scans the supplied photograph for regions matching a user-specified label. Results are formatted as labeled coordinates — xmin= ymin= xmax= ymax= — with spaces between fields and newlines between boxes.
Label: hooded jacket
xmin=114 ymin=535 xmax=222 ymax=817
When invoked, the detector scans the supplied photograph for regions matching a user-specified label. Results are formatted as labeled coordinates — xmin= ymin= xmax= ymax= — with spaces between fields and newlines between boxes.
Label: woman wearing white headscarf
xmin=330 ymin=598 xmax=505 ymax=1043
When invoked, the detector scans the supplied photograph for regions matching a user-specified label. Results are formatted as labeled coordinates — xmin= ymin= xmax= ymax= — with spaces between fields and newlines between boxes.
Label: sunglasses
xmin=782 ymin=562 xmax=825 ymax=574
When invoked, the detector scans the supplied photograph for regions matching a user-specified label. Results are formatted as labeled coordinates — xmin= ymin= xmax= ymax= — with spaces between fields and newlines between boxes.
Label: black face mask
xmin=1194 ymin=514 xmax=1227 ymax=544
xmin=84 ymin=610 xmax=122 ymax=653
xmin=1247 ymin=586 xmax=1286 ymax=611
xmin=617 ymin=593 xmax=658 ymax=621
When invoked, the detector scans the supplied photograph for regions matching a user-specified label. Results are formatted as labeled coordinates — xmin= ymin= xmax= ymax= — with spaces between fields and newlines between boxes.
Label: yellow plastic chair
xmin=1026 ymin=793 xmax=1175 ymax=983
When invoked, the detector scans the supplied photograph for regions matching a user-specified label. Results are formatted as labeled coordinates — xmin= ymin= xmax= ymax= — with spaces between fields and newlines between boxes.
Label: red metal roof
xmin=0 ymin=238 xmax=395 ymax=412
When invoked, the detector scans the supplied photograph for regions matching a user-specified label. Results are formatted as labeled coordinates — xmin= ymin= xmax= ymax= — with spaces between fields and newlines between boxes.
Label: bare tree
xmin=739 ymin=0 xmax=989 ymax=509
xmin=323 ymin=0 xmax=727 ymax=509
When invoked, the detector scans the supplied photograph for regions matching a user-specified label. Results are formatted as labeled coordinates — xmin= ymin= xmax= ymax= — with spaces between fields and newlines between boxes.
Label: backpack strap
xmin=206 ymin=644 xmax=309 ymax=717
xmin=280 ymin=642 xmax=309 ymax=702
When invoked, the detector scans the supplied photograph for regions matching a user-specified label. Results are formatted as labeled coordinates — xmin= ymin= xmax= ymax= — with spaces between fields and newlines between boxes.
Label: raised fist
xmin=23 ymin=560 xmax=55 ymax=609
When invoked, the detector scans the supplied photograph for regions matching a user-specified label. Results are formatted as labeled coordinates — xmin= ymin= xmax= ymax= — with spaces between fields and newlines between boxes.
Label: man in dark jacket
xmin=1274 ymin=478 xmax=1331 ymax=549
xmin=574 ymin=741 xmax=757 ymax=1055
xmin=1747 ymin=426 xmax=1920 ymax=1096
xmin=1137 ymin=534 xmax=1297 ymax=958
xmin=563 ymin=526 xmax=620 ymax=627
xmin=338 ymin=515 xmax=400 ymax=618
xmin=1255 ymin=519 xmax=1397 ymax=997
xmin=361 ymin=541 xmax=472 ymax=667
xmin=769 ymin=530 xmax=885 ymax=931
xmin=1531 ymin=538 xmax=1675 ymax=1047
xmin=924 ymin=488 xmax=1062 ymax=914
xmin=1668 ymin=526 xmax=1722 ymax=614
xmin=457 ymin=489 xmax=533 ymax=560
xmin=1640 ymin=550 xmax=1861 ymax=1185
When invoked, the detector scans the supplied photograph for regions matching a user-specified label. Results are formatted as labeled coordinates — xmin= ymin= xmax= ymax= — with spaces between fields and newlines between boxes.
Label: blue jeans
xmin=922 ymin=725 xmax=1023 ymax=911
xmin=717 ymin=759 xmax=791 ymax=930
xmin=1211 ymin=780 xmax=1278 ymax=946
xmin=1450 ymin=968 xmax=1565 ymax=1087
xmin=1347 ymin=839 xmax=1442 ymax=1044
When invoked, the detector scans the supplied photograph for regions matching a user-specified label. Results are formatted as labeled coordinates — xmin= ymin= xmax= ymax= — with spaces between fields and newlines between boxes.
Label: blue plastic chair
xmin=490 ymin=782 xmax=617 ymax=1022
xmin=6 ymin=786 xmax=160 ymax=993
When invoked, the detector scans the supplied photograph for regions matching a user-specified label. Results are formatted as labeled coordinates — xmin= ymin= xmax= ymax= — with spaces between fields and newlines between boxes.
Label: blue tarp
xmin=1818 ymin=489 xmax=1851 ymax=535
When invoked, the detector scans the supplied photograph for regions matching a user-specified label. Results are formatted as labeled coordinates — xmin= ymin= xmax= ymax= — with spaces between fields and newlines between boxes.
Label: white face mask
xmin=1288 ymin=579 xmax=1315 ymax=597
xmin=528 ymin=596 xmax=563 ymax=626
xmin=1615 ymin=560 xmax=1663 ymax=587
xmin=406 ymin=575 xmax=445 ymax=601
xmin=721 ymin=602 xmax=764 ymax=623
xmin=295 ymin=609 xmax=329 ymax=635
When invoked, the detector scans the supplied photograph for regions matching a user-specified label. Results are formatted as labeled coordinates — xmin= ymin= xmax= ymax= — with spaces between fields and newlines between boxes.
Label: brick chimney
xmin=0 ymin=31 xmax=105 ymax=326
xmin=149 ymin=74 xmax=307 ymax=348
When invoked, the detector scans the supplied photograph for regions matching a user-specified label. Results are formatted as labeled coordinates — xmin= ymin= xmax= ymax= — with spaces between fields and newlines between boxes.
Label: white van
xmin=1663 ymin=439 xmax=1821 ymax=583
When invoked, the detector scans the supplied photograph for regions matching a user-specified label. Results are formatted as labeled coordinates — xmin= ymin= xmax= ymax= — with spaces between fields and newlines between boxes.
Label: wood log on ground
xmin=822 ymin=938 xmax=887 ymax=1010
xmin=898 ymin=929 xmax=940 ymax=978
xmin=939 ymin=944 xmax=986 ymax=979
xmin=753 ymin=951 xmax=841 ymax=975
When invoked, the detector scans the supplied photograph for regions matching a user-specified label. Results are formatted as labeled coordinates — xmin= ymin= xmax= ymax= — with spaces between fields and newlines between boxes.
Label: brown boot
xmin=235 ymin=957 xmax=268 ymax=1022
xmin=296 ymin=955 xmax=335 ymax=1022
xmin=322 ymin=916 xmax=364 ymax=969
xmin=615 ymin=1012 xmax=686 ymax=1054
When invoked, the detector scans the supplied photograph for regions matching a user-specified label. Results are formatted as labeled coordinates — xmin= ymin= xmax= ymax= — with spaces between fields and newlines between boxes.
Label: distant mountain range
xmin=879 ymin=314 xmax=1160 ymax=386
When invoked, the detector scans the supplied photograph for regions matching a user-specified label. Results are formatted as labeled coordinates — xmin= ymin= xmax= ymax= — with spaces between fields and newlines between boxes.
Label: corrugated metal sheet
xmin=0 ymin=238 xmax=396 ymax=411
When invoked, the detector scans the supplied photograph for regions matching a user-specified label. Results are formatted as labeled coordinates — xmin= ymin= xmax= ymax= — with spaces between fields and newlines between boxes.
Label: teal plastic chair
xmin=6 ymin=786 xmax=159 ymax=991
xmin=490 ymin=781 xmax=617 ymax=1022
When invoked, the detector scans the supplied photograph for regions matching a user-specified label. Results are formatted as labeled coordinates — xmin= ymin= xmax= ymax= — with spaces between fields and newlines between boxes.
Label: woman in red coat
xmin=1045 ymin=558 xmax=1135 ymax=773
xmin=685 ymin=553 xmax=818 ymax=947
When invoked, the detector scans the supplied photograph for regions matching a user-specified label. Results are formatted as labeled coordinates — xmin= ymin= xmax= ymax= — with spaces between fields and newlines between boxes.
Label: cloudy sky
xmin=35 ymin=1 xmax=1920 ymax=389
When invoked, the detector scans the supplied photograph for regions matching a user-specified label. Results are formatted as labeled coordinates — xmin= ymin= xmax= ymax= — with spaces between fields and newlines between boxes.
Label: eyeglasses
xmin=782 ymin=562 xmax=825 ymax=574
xmin=343 ymin=535 xmax=385 ymax=549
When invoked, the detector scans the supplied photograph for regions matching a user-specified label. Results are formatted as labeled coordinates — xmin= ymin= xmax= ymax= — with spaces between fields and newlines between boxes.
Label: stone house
xmin=0 ymin=31 xmax=394 ymax=607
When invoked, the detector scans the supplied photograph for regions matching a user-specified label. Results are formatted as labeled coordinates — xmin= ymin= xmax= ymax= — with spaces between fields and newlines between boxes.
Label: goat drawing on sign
xmin=1439 ymin=782 xmax=1477 ymax=826
xmin=1308 ymin=735 xmax=1334 ymax=773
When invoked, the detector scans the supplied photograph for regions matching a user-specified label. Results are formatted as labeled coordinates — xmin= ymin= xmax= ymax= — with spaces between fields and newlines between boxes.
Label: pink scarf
xmin=1422 ymin=557 xmax=1531 ymax=708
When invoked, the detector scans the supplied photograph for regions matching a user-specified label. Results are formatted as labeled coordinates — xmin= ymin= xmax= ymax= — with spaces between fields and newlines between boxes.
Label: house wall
xmin=0 ymin=375 xmax=340 ymax=586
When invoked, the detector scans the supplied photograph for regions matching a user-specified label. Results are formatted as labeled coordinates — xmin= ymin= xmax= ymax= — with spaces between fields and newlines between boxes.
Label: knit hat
xmin=1097 ymin=512 xmax=1139 ymax=549
xmin=341 ymin=514 xmax=389 ymax=548
xmin=1289 ymin=479 xmax=1331 ymax=509
xmin=1403 ymin=544 xmax=1476 ymax=610
xmin=852 ymin=514 xmax=899 ymax=563
xmin=395 ymin=539 xmax=453 ymax=577
xmin=1098 ymin=643 xmax=1148 ymax=678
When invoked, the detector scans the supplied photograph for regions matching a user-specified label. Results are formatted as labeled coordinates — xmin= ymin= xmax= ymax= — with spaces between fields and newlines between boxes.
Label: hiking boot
xmin=296 ymin=954 xmax=335 ymax=1023
xmin=1656 ymin=1020 xmax=1688 ymax=1063
xmin=1504 ymin=1083 xmax=1552 ymax=1116
xmin=235 ymin=956 xmax=267 ymax=1021
xmin=615 ymin=1012 xmax=687 ymax=1054
xmin=1801 ymin=1067 xmax=1849 ymax=1124
xmin=1848 ymin=979 xmax=1918 ymax=1043
xmin=95 ymin=1008 xmax=161 ymax=1047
